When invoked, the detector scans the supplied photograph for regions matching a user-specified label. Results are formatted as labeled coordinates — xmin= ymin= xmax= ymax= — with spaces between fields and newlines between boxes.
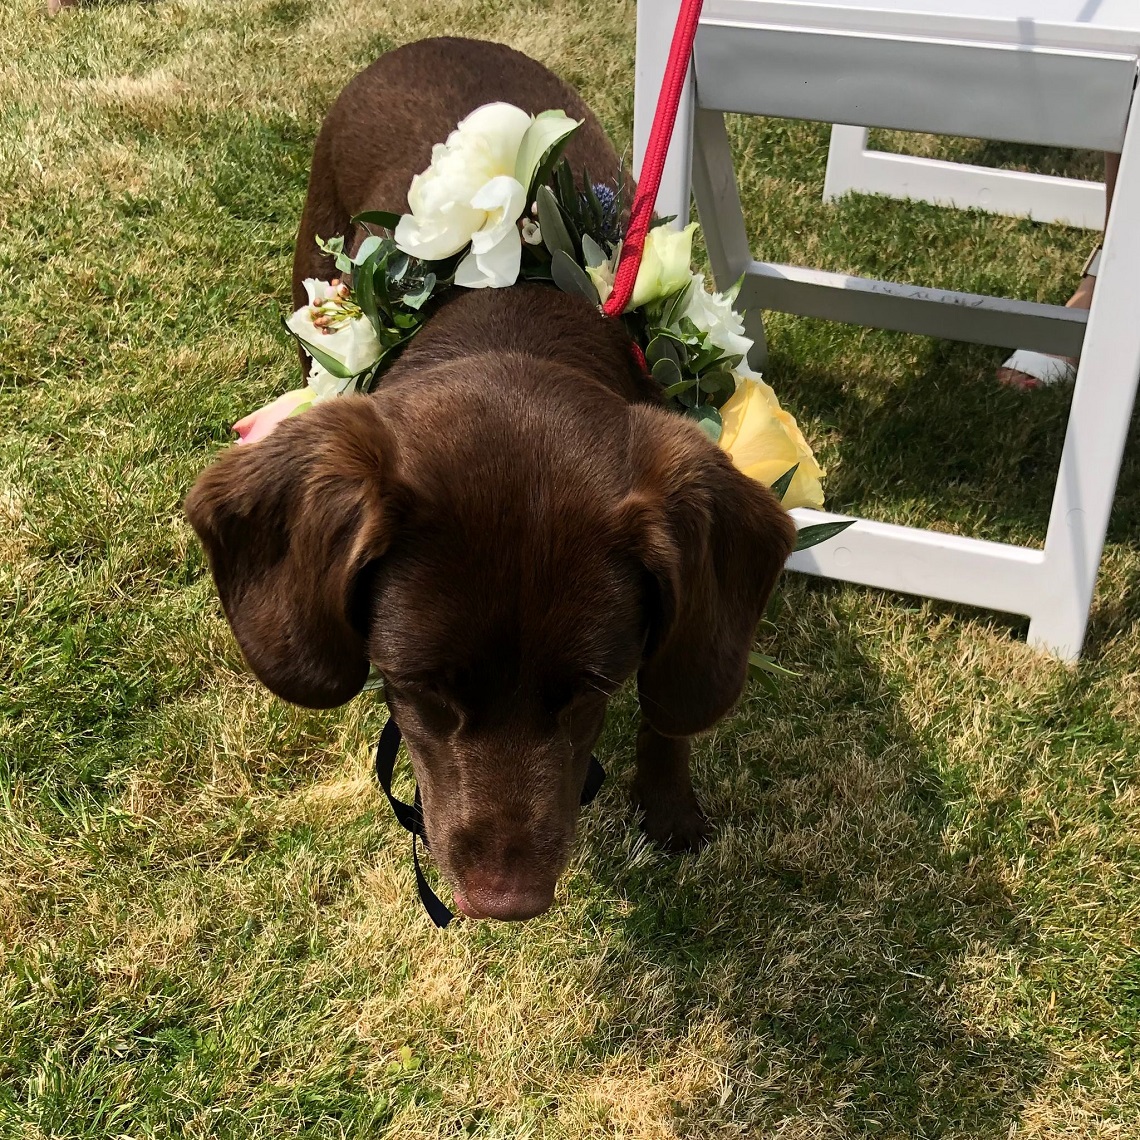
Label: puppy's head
xmin=185 ymin=361 xmax=794 ymax=920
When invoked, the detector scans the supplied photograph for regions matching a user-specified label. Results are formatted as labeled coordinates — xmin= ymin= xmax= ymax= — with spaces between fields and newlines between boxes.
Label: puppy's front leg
xmin=632 ymin=717 xmax=711 ymax=852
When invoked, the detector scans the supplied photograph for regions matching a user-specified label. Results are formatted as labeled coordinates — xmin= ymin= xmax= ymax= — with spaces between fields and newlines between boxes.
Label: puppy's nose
xmin=456 ymin=874 xmax=555 ymax=922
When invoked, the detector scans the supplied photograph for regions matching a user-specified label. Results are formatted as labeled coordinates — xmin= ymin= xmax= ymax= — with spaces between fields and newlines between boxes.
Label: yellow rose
xmin=718 ymin=371 xmax=825 ymax=510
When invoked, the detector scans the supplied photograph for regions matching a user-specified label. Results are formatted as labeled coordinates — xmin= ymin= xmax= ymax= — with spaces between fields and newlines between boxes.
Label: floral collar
xmin=237 ymin=101 xmax=830 ymax=515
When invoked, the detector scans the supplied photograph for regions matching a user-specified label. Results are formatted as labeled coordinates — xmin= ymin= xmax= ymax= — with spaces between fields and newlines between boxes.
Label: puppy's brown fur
xmin=186 ymin=38 xmax=795 ymax=921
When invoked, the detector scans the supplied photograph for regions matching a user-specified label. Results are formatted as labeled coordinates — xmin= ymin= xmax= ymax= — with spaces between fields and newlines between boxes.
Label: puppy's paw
xmin=632 ymin=779 xmax=712 ymax=852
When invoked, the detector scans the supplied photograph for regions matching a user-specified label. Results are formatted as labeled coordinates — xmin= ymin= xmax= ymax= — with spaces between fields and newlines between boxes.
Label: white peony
xmin=628 ymin=222 xmax=698 ymax=311
xmin=676 ymin=273 xmax=753 ymax=362
xmin=286 ymin=278 xmax=383 ymax=378
xmin=394 ymin=102 xmax=533 ymax=289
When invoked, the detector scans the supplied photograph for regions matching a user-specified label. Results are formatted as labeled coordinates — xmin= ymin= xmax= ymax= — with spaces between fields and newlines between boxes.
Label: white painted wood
xmin=690 ymin=108 xmax=768 ymax=367
xmin=823 ymin=125 xmax=1107 ymax=230
xmin=786 ymin=510 xmax=1047 ymax=618
xmin=735 ymin=261 xmax=1089 ymax=355
xmin=633 ymin=0 xmax=1140 ymax=658
xmin=695 ymin=23 xmax=1134 ymax=151
xmin=705 ymin=1 xmax=1140 ymax=55
xmin=1031 ymin=105 xmax=1140 ymax=660
xmin=635 ymin=0 xmax=694 ymax=229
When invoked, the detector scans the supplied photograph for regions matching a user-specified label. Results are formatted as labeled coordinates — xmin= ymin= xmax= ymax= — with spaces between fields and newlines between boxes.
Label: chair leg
xmin=691 ymin=108 xmax=768 ymax=368
xmin=823 ymin=125 xmax=872 ymax=203
xmin=1030 ymin=98 xmax=1140 ymax=661
xmin=634 ymin=0 xmax=694 ymax=229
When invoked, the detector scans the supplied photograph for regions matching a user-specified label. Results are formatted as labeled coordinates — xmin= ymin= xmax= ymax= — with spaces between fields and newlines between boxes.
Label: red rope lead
xmin=603 ymin=0 xmax=705 ymax=318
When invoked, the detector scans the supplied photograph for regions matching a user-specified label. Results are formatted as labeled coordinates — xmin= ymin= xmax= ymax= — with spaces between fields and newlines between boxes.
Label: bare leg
xmin=997 ymin=152 xmax=1119 ymax=388
xmin=632 ymin=717 xmax=711 ymax=851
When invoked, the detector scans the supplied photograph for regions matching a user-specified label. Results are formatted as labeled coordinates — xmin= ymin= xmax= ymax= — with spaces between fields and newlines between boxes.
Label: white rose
xmin=585 ymin=245 xmax=617 ymax=306
xmin=587 ymin=223 xmax=698 ymax=313
xmin=628 ymin=222 xmax=697 ymax=311
xmin=286 ymin=278 xmax=382 ymax=377
xmin=677 ymin=273 xmax=753 ymax=362
xmin=394 ymin=102 xmax=533 ymax=289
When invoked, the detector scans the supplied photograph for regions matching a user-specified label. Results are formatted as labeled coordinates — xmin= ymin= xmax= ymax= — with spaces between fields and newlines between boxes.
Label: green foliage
xmin=5 ymin=1 xmax=1138 ymax=1136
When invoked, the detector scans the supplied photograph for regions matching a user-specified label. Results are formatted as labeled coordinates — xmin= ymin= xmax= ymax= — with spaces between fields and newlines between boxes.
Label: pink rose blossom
xmin=232 ymin=388 xmax=313 ymax=445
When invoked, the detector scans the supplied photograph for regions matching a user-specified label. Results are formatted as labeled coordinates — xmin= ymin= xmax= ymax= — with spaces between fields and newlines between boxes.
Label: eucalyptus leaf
xmin=646 ymin=334 xmax=682 ymax=369
xmin=519 ymin=263 xmax=555 ymax=282
xmin=550 ymin=249 xmax=600 ymax=305
xmin=650 ymin=356 xmax=682 ymax=388
xmin=770 ymin=464 xmax=799 ymax=501
xmin=402 ymin=271 xmax=436 ymax=311
xmin=662 ymin=378 xmax=699 ymax=398
xmin=793 ymin=519 xmax=856 ymax=551
xmin=354 ymin=235 xmax=384 ymax=265
xmin=580 ymin=233 xmax=608 ymax=269
xmin=352 ymin=209 xmax=403 ymax=231
xmin=688 ymin=343 xmax=728 ymax=374
xmin=660 ymin=279 xmax=694 ymax=329
xmin=536 ymin=186 xmax=574 ymax=260
xmin=699 ymin=369 xmax=735 ymax=395
xmin=432 ymin=244 xmax=471 ymax=285
xmin=750 ymin=669 xmax=780 ymax=697
xmin=690 ymin=404 xmax=723 ymax=442
xmin=315 ymin=234 xmax=345 ymax=257
xmin=677 ymin=316 xmax=703 ymax=341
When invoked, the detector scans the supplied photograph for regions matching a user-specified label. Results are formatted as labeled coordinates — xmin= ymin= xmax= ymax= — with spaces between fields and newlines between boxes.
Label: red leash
xmin=603 ymin=0 xmax=705 ymax=319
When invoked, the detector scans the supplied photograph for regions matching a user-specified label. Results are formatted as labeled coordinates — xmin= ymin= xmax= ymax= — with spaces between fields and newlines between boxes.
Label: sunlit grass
xmin=3 ymin=0 xmax=1139 ymax=1136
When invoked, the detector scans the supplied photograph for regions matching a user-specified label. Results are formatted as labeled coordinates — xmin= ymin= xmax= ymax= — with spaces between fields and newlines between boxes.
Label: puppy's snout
xmin=455 ymin=872 xmax=555 ymax=922
xmin=443 ymin=818 xmax=565 ymax=921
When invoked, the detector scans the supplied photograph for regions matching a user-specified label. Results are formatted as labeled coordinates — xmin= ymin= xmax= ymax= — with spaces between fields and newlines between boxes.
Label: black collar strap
xmin=373 ymin=717 xmax=606 ymax=927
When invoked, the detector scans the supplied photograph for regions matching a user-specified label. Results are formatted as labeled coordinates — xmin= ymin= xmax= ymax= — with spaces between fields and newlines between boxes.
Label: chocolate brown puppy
xmin=186 ymin=38 xmax=795 ymax=921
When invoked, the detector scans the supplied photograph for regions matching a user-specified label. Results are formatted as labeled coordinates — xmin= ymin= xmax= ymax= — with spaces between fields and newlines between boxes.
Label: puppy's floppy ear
xmin=185 ymin=396 xmax=399 ymax=709
xmin=621 ymin=404 xmax=797 ymax=737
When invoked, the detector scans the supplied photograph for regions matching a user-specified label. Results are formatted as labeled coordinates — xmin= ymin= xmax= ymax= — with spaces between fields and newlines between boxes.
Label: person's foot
xmin=996 ymin=251 xmax=1098 ymax=389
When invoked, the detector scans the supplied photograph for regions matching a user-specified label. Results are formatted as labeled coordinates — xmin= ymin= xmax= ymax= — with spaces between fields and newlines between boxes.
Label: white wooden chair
xmin=635 ymin=0 xmax=1140 ymax=661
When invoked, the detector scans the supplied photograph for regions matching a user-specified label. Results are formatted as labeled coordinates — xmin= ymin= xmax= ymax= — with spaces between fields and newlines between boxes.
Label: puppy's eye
xmin=411 ymin=684 xmax=462 ymax=729
xmin=553 ymin=674 xmax=611 ymax=713
xmin=386 ymin=679 xmax=461 ymax=732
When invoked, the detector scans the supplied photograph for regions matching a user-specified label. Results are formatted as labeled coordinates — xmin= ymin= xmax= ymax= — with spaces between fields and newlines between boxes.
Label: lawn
xmin=2 ymin=0 xmax=1139 ymax=1136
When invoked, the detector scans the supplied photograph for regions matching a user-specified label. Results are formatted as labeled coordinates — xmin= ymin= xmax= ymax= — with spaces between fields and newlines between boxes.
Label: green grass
xmin=3 ymin=0 xmax=1139 ymax=1136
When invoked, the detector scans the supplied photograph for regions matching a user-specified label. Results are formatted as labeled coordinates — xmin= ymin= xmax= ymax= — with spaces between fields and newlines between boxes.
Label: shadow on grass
xmin=763 ymin=320 xmax=1140 ymax=660
xmin=867 ymin=131 xmax=1105 ymax=186
xmin=768 ymin=333 xmax=1077 ymax=544
xmin=579 ymin=612 xmax=1046 ymax=1136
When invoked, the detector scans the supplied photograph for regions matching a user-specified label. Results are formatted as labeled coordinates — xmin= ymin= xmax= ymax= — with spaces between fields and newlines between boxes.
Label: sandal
xmin=997 ymin=246 xmax=1100 ymax=390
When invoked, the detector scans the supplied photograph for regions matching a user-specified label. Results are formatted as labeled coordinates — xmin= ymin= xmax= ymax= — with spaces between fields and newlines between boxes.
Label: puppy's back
xmin=295 ymin=38 xmax=625 ymax=302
